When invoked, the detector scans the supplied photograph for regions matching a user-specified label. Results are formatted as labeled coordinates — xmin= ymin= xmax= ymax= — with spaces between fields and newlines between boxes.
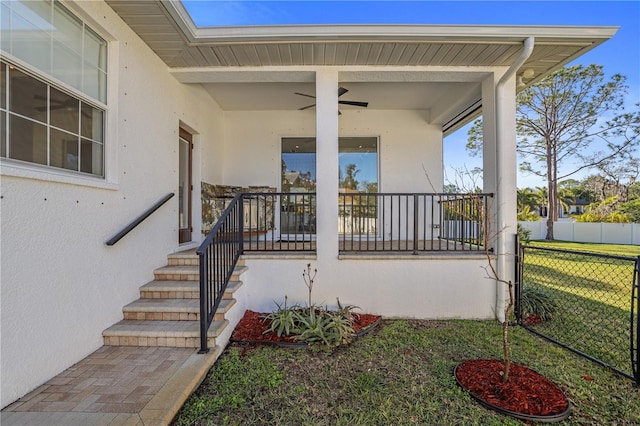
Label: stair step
xmin=223 ymin=280 xmax=243 ymax=300
xmin=139 ymin=280 xmax=199 ymax=299
xmin=123 ymin=298 xmax=236 ymax=321
xmin=154 ymin=265 xmax=199 ymax=281
xmin=153 ymin=264 xmax=247 ymax=281
xmin=139 ymin=279 xmax=244 ymax=300
xmin=167 ymin=249 xmax=198 ymax=266
xmin=103 ymin=319 xmax=228 ymax=348
xmin=167 ymin=250 xmax=247 ymax=267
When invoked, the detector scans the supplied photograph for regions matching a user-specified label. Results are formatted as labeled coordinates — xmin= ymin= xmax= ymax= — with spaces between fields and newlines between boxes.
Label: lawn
xmin=172 ymin=319 xmax=640 ymax=425
xmin=529 ymin=240 xmax=640 ymax=257
xmin=521 ymin=240 xmax=638 ymax=375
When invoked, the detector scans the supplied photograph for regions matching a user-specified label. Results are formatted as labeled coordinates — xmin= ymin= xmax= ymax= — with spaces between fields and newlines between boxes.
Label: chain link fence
xmin=517 ymin=244 xmax=640 ymax=383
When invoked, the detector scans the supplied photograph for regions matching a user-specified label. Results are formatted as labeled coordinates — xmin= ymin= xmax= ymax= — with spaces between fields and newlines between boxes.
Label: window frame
xmin=0 ymin=0 xmax=117 ymax=189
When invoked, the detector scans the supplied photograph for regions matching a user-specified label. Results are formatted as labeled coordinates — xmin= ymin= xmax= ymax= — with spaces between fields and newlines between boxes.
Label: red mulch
xmin=231 ymin=309 xmax=381 ymax=344
xmin=455 ymin=359 xmax=569 ymax=417
xmin=523 ymin=315 xmax=543 ymax=326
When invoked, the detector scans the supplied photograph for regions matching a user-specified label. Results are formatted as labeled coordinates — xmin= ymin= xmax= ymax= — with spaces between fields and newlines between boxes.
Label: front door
xmin=178 ymin=128 xmax=193 ymax=243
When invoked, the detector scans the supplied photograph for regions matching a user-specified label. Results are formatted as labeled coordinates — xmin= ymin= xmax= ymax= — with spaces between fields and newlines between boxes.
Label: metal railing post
xmin=413 ymin=194 xmax=419 ymax=254
xmin=238 ymin=194 xmax=244 ymax=254
xmin=632 ymin=255 xmax=640 ymax=385
xmin=198 ymin=250 xmax=209 ymax=354
xmin=514 ymin=233 xmax=522 ymax=325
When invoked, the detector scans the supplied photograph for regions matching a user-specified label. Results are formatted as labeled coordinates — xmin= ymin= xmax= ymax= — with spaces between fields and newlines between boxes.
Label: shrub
xmin=520 ymin=287 xmax=557 ymax=322
xmin=517 ymin=223 xmax=531 ymax=244
xmin=266 ymin=266 xmax=358 ymax=347
xmin=264 ymin=296 xmax=300 ymax=337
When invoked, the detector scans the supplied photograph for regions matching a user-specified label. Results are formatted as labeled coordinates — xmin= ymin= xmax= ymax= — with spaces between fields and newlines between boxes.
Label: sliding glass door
xmin=280 ymin=136 xmax=378 ymax=239
xmin=281 ymin=138 xmax=316 ymax=239
xmin=339 ymin=137 xmax=379 ymax=236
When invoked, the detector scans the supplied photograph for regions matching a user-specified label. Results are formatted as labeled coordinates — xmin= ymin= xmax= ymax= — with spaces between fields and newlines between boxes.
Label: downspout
xmin=495 ymin=37 xmax=534 ymax=322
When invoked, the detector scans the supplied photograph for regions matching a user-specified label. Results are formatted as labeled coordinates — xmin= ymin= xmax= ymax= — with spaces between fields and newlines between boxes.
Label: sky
xmin=183 ymin=0 xmax=640 ymax=189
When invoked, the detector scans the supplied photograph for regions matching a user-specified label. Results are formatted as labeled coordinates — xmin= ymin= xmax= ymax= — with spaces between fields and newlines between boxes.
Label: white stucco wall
xmin=243 ymin=256 xmax=496 ymax=319
xmin=0 ymin=1 xmax=224 ymax=408
xmin=222 ymin=109 xmax=442 ymax=191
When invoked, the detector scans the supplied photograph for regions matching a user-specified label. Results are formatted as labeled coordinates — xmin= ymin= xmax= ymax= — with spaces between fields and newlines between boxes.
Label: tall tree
xmin=517 ymin=187 xmax=538 ymax=212
xmin=467 ymin=64 xmax=640 ymax=239
xmin=340 ymin=163 xmax=360 ymax=190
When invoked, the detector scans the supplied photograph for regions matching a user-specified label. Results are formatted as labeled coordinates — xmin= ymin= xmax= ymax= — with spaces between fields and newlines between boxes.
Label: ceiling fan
xmin=295 ymin=86 xmax=368 ymax=115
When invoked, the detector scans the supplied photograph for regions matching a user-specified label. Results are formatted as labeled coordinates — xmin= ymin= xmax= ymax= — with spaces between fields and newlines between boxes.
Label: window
xmin=339 ymin=137 xmax=378 ymax=193
xmin=1 ymin=1 xmax=107 ymax=177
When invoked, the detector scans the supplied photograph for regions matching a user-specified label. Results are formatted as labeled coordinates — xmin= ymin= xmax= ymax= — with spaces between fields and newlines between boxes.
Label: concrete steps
xmin=103 ymin=320 xmax=228 ymax=348
xmin=102 ymin=249 xmax=245 ymax=349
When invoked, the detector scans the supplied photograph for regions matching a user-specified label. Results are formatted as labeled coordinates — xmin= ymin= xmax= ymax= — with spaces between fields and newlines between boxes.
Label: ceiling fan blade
xmin=338 ymin=87 xmax=348 ymax=97
xmin=294 ymin=92 xmax=316 ymax=99
xmin=299 ymin=104 xmax=316 ymax=110
xmin=338 ymin=100 xmax=368 ymax=108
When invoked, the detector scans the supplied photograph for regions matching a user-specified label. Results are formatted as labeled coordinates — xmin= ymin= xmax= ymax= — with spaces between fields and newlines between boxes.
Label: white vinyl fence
xmin=520 ymin=221 xmax=640 ymax=245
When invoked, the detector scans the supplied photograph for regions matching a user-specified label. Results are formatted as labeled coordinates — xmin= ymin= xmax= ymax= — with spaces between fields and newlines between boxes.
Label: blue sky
xmin=183 ymin=1 xmax=640 ymax=189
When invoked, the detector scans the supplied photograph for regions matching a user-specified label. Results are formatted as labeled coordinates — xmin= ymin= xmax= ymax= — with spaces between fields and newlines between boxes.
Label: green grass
xmin=529 ymin=240 xmax=640 ymax=257
xmin=172 ymin=320 xmax=640 ymax=426
xmin=522 ymin=241 xmax=638 ymax=375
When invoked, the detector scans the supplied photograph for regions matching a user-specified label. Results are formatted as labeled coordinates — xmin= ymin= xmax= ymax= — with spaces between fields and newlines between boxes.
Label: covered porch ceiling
xmin=105 ymin=0 xmax=617 ymax=131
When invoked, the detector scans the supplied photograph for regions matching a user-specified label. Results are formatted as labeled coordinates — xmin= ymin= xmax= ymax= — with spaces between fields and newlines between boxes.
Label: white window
xmin=1 ymin=0 xmax=107 ymax=177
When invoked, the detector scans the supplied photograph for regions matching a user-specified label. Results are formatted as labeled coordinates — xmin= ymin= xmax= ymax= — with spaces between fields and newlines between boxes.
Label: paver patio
xmin=1 ymin=346 xmax=220 ymax=426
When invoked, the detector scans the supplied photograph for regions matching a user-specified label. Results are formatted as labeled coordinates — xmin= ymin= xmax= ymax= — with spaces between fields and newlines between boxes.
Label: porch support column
xmin=315 ymin=70 xmax=340 ymax=259
xmin=492 ymin=37 xmax=534 ymax=322
xmin=493 ymin=72 xmax=518 ymax=322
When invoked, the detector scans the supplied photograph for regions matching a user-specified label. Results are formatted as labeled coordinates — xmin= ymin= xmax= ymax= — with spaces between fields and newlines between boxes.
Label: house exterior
xmin=0 ymin=0 xmax=617 ymax=408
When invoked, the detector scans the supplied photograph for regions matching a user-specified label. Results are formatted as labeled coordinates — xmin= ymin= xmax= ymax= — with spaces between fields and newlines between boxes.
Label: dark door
xmin=178 ymin=128 xmax=193 ymax=243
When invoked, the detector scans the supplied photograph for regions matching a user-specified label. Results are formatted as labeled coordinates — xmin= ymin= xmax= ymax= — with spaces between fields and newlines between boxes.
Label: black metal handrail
xmin=196 ymin=194 xmax=243 ymax=353
xmin=105 ymin=193 xmax=174 ymax=246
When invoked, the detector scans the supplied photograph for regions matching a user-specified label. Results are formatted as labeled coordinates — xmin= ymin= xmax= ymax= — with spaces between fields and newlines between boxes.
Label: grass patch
xmin=172 ymin=320 xmax=640 ymax=425
xmin=529 ymin=240 xmax=640 ymax=257
xmin=521 ymin=241 xmax=638 ymax=375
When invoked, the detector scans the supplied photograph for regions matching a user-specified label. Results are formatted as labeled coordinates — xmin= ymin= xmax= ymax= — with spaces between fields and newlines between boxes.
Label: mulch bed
xmin=231 ymin=309 xmax=381 ymax=345
xmin=455 ymin=359 xmax=570 ymax=421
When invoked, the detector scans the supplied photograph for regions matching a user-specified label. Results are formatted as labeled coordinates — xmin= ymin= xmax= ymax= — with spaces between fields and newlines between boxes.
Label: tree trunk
xmin=502 ymin=279 xmax=515 ymax=382
xmin=545 ymin=143 xmax=555 ymax=240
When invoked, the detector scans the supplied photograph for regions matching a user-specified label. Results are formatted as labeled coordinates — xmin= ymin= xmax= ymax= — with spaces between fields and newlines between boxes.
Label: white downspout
xmin=495 ymin=37 xmax=534 ymax=322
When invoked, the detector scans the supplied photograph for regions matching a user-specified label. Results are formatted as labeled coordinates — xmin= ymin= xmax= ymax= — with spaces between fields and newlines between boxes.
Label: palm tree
xmin=557 ymin=187 xmax=577 ymax=217
xmin=534 ymin=186 xmax=549 ymax=217
xmin=517 ymin=187 xmax=538 ymax=212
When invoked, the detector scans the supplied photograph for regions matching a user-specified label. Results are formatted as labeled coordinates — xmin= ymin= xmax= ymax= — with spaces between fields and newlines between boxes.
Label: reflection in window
xmin=339 ymin=137 xmax=378 ymax=193
xmin=1 ymin=61 xmax=105 ymax=176
xmin=339 ymin=137 xmax=379 ymax=236
xmin=281 ymin=138 xmax=316 ymax=236
xmin=1 ymin=0 xmax=108 ymax=103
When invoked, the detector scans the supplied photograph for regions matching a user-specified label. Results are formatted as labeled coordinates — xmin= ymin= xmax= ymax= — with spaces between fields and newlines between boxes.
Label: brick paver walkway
xmin=1 ymin=346 xmax=219 ymax=426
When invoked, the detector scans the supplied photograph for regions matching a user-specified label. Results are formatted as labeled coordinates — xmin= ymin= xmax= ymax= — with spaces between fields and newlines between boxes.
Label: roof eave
xmin=164 ymin=1 xmax=618 ymax=45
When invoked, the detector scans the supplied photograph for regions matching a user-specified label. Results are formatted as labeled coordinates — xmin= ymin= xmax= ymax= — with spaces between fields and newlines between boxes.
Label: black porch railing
xmin=197 ymin=191 xmax=491 ymax=352
xmin=339 ymin=193 xmax=492 ymax=253
xmin=241 ymin=192 xmax=316 ymax=252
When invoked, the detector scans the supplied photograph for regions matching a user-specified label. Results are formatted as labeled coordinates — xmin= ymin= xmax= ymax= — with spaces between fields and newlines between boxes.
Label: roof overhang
xmin=104 ymin=0 xmax=617 ymax=132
